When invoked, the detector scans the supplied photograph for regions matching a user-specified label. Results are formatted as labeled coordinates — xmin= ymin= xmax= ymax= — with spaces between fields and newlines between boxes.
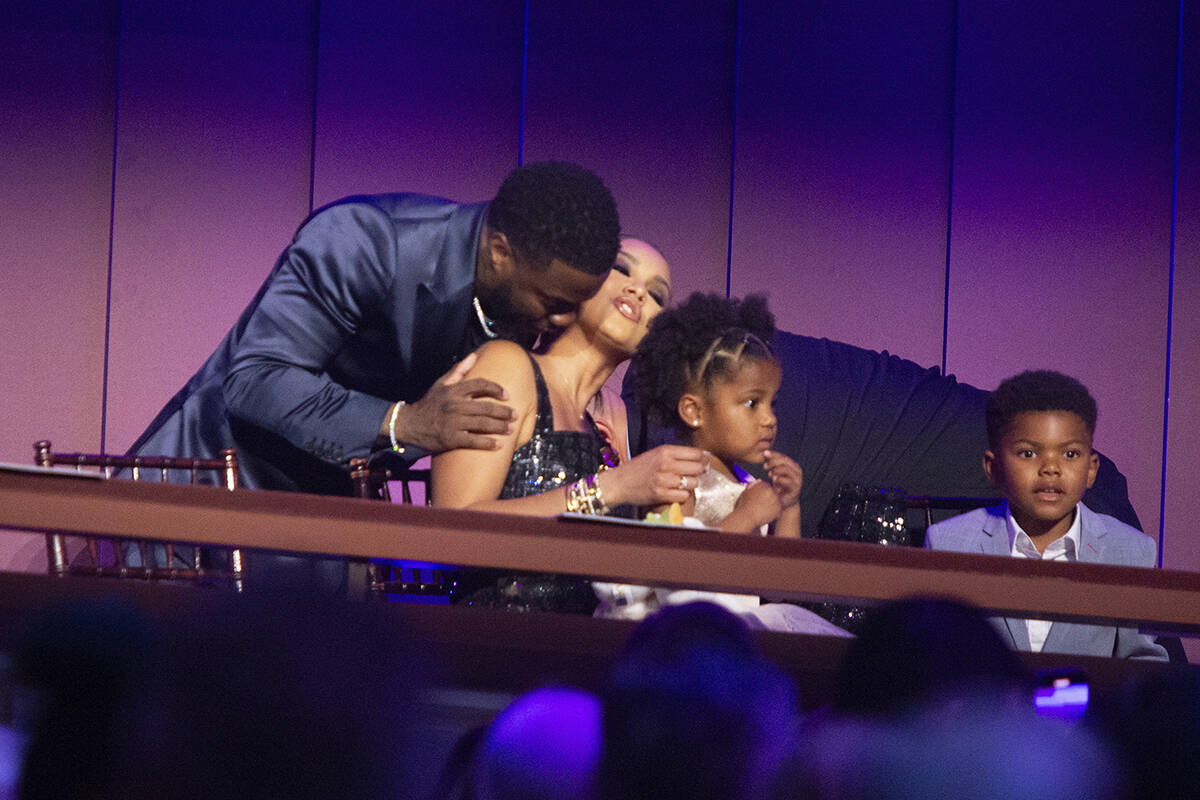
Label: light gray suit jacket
xmin=924 ymin=502 xmax=1168 ymax=661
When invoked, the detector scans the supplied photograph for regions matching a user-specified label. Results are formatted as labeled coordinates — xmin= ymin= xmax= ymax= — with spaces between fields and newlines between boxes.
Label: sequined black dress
xmin=451 ymin=353 xmax=610 ymax=613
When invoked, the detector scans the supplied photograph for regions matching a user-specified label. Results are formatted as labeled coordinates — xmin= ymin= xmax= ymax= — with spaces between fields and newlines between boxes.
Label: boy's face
xmin=984 ymin=410 xmax=1100 ymax=538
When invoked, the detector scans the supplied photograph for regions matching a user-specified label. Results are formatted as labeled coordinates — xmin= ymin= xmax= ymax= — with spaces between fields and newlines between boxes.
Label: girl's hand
xmin=598 ymin=444 xmax=707 ymax=507
xmin=722 ymin=480 xmax=782 ymax=533
xmin=764 ymin=450 xmax=802 ymax=509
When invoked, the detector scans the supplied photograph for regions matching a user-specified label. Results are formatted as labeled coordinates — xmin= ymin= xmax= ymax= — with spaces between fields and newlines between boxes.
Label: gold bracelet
xmin=565 ymin=476 xmax=608 ymax=515
xmin=565 ymin=478 xmax=587 ymax=513
xmin=584 ymin=473 xmax=610 ymax=515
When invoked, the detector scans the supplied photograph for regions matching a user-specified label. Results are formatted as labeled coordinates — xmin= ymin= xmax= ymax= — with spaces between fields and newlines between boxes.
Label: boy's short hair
xmin=986 ymin=370 xmax=1098 ymax=449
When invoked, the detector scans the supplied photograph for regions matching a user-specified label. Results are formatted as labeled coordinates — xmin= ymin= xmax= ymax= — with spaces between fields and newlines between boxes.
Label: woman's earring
xmin=690 ymin=419 xmax=700 ymax=428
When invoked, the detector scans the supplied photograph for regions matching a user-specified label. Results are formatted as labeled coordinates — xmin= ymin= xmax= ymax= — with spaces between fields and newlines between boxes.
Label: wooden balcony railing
xmin=2 ymin=464 xmax=1199 ymax=635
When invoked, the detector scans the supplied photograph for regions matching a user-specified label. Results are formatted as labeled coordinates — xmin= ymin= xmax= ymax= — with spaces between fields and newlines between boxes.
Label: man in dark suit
xmin=130 ymin=161 xmax=620 ymax=495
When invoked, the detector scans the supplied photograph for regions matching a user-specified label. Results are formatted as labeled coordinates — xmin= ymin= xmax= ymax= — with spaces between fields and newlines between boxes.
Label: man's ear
xmin=485 ymin=229 xmax=516 ymax=278
xmin=678 ymin=394 xmax=703 ymax=429
xmin=982 ymin=450 xmax=997 ymax=485
xmin=1086 ymin=450 xmax=1099 ymax=489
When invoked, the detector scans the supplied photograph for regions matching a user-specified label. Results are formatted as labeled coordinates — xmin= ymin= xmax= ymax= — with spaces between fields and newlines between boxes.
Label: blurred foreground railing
xmin=2 ymin=465 xmax=1197 ymax=706
xmin=2 ymin=464 xmax=1199 ymax=634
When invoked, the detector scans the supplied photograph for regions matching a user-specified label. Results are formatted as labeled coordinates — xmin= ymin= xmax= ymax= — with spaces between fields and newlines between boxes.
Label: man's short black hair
xmin=488 ymin=161 xmax=620 ymax=276
xmin=986 ymin=370 xmax=1098 ymax=449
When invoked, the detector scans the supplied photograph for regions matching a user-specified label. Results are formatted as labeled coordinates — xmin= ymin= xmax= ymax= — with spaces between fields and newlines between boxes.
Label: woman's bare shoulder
xmin=468 ymin=340 xmax=538 ymax=411
xmin=474 ymin=338 xmax=530 ymax=358
xmin=470 ymin=340 xmax=535 ymax=374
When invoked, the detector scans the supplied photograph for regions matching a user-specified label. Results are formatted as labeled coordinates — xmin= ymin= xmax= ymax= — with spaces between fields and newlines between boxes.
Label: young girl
xmin=633 ymin=292 xmax=802 ymax=537
xmin=594 ymin=293 xmax=849 ymax=636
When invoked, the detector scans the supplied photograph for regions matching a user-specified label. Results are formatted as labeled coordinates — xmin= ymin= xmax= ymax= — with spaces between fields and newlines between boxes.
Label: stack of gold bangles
xmin=565 ymin=473 xmax=610 ymax=515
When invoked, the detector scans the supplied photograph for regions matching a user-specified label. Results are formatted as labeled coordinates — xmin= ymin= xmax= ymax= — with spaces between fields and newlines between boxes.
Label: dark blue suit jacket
xmin=129 ymin=194 xmax=490 ymax=495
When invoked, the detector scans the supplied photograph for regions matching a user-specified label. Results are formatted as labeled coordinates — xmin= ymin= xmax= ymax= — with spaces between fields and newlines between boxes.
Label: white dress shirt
xmin=1006 ymin=504 xmax=1082 ymax=652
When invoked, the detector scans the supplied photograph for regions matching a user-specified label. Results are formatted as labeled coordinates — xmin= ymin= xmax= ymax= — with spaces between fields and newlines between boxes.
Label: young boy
xmin=924 ymin=370 xmax=1167 ymax=660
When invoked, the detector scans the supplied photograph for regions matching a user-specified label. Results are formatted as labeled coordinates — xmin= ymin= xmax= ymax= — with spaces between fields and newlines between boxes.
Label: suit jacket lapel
xmin=1073 ymin=504 xmax=1108 ymax=564
xmin=979 ymin=503 xmax=1029 ymax=650
xmin=405 ymin=203 xmax=487 ymax=396
xmin=979 ymin=502 xmax=1011 ymax=556
xmin=1043 ymin=505 xmax=1104 ymax=653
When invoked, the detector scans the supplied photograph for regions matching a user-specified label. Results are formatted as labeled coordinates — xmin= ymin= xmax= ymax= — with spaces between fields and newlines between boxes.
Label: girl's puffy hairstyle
xmin=631 ymin=292 xmax=775 ymax=435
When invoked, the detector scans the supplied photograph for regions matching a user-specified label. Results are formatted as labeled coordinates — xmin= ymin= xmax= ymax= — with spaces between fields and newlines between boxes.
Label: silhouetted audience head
xmin=832 ymin=596 xmax=1029 ymax=716
xmin=784 ymin=704 xmax=1118 ymax=800
xmin=599 ymin=602 xmax=797 ymax=800
xmin=429 ymin=724 xmax=487 ymax=800
xmin=106 ymin=595 xmax=427 ymax=800
xmin=619 ymin=596 xmax=762 ymax=663
xmin=13 ymin=600 xmax=161 ymax=800
xmin=22 ymin=590 xmax=1192 ymax=800
xmin=475 ymin=687 xmax=602 ymax=800
xmin=1093 ymin=665 xmax=1200 ymax=800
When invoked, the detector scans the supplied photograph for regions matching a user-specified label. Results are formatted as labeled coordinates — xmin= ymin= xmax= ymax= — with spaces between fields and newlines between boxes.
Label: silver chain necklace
xmin=472 ymin=296 xmax=498 ymax=339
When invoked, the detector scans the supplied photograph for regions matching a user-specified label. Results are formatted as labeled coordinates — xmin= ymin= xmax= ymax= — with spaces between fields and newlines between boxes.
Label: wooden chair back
xmin=904 ymin=495 xmax=1000 ymax=530
xmin=349 ymin=456 xmax=448 ymax=598
xmin=33 ymin=440 xmax=245 ymax=590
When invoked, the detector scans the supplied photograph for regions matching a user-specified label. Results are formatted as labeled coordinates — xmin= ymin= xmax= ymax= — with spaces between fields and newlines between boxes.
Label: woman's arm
xmin=435 ymin=369 xmax=708 ymax=517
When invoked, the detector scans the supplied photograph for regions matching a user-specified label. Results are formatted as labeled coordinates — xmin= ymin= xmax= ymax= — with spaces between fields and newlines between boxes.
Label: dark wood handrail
xmin=2 ymin=465 xmax=1199 ymax=634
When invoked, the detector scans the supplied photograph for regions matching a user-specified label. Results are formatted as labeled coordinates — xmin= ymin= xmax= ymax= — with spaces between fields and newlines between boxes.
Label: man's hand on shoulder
xmin=388 ymin=352 xmax=517 ymax=453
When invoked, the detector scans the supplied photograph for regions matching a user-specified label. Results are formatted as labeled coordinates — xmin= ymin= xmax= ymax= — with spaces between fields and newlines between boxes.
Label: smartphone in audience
xmin=1034 ymin=668 xmax=1089 ymax=719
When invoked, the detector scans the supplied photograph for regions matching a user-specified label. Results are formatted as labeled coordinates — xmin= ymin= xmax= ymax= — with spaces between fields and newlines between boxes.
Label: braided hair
xmin=631 ymin=293 xmax=776 ymax=437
